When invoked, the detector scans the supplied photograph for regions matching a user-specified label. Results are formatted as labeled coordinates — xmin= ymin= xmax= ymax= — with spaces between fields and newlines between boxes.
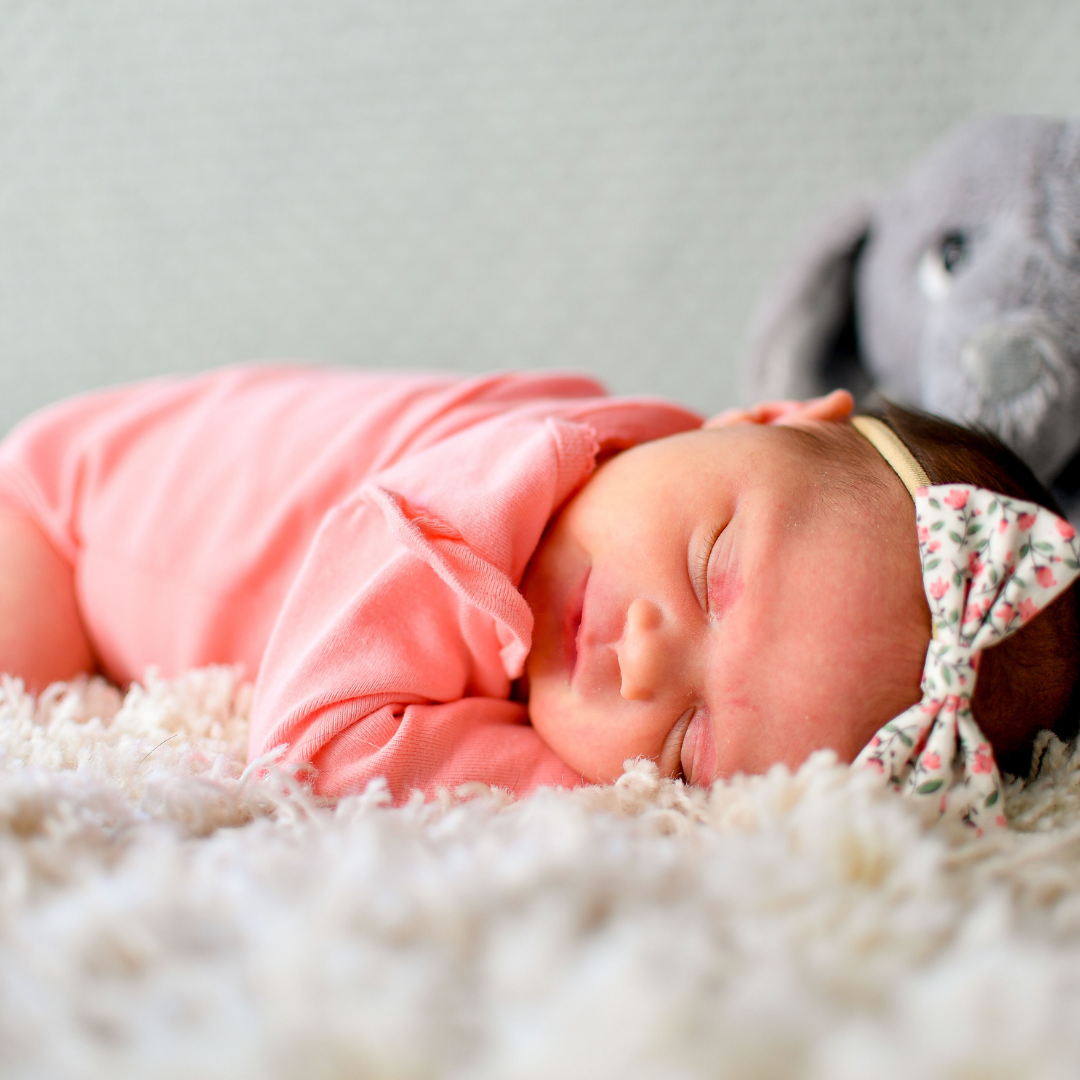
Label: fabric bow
xmin=854 ymin=484 xmax=1080 ymax=832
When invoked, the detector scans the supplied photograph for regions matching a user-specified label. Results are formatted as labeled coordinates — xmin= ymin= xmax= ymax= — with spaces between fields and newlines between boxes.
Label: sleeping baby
xmin=0 ymin=365 xmax=1075 ymax=828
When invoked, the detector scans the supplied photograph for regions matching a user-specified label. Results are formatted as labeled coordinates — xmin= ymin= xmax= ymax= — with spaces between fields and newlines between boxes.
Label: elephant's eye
xmin=941 ymin=231 xmax=968 ymax=273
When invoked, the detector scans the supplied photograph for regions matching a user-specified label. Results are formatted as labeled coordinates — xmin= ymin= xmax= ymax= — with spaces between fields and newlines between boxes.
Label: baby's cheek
xmin=526 ymin=685 xmax=601 ymax=781
xmin=705 ymin=685 xmax=852 ymax=779
xmin=782 ymin=691 xmax=917 ymax=771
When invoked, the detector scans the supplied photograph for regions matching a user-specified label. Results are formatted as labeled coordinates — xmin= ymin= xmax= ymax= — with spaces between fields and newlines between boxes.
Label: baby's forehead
xmin=644 ymin=419 xmax=903 ymax=521
xmin=773 ymin=420 xmax=901 ymax=508
xmin=771 ymin=417 xmax=871 ymax=462
xmin=690 ymin=419 xmax=893 ymax=508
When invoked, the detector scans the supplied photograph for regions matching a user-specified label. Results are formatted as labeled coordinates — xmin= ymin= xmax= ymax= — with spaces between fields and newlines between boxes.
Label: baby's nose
xmin=616 ymin=598 xmax=670 ymax=701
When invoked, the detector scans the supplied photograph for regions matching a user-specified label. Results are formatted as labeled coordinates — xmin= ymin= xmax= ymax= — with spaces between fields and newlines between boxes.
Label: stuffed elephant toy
xmin=743 ymin=114 xmax=1080 ymax=516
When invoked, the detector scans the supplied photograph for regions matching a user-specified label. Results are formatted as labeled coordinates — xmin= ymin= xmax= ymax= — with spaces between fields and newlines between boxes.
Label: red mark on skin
xmin=707 ymin=543 xmax=743 ymax=618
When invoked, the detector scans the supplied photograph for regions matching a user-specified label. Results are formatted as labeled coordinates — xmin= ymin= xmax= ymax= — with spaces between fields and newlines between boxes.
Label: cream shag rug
xmin=2 ymin=670 xmax=1080 ymax=1078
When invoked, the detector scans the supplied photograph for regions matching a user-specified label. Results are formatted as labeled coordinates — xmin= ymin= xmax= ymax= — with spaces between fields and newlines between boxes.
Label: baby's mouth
xmin=566 ymin=567 xmax=590 ymax=682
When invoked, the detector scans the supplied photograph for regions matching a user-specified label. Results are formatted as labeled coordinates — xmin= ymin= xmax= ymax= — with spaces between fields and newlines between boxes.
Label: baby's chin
xmin=524 ymin=689 xmax=628 ymax=785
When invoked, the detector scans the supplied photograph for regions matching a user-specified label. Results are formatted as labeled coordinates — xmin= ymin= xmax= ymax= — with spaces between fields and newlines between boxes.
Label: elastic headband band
xmin=851 ymin=415 xmax=931 ymax=499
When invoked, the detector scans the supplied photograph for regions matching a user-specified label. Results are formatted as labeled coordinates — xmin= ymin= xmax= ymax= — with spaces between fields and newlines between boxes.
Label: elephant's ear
xmin=742 ymin=199 xmax=875 ymax=403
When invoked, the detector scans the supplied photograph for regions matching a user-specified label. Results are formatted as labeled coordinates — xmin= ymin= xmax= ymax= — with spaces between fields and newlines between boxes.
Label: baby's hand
xmin=704 ymin=389 xmax=853 ymax=429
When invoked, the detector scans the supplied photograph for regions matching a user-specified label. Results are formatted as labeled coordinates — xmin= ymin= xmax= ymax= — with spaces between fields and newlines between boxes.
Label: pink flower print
xmin=1017 ymin=512 xmax=1037 ymax=531
xmin=1019 ymin=597 xmax=1039 ymax=623
xmin=916 ymin=486 xmax=928 ymax=497
xmin=1036 ymin=565 xmax=1057 ymax=589
xmin=918 ymin=525 xmax=930 ymax=544
xmin=995 ymin=602 xmax=1015 ymax=623
xmin=944 ymin=489 xmax=969 ymax=509
xmin=968 ymin=552 xmax=983 ymax=575
xmin=972 ymin=751 xmax=993 ymax=774
xmin=996 ymin=815 xmax=1006 ymax=827
xmin=927 ymin=540 xmax=941 ymax=553
xmin=1057 ymin=519 xmax=1076 ymax=540
xmin=999 ymin=517 xmax=1009 ymax=533
xmin=963 ymin=602 xmax=983 ymax=624
xmin=922 ymin=752 xmax=942 ymax=770
xmin=929 ymin=578 xmax=948 ymax=600
xmin=866 ymin=758 xmax=885 ymax=774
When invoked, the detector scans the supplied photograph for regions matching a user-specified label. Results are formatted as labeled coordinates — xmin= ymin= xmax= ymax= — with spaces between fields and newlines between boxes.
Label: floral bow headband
xmin=851 ymin=416 xmax=1080 ymax=833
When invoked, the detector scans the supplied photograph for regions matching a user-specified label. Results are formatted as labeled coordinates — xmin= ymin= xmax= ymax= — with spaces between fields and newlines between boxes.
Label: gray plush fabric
xmin=744 ymin=115 xmax=1080 ymax=515
xmin=2 ymin=2 xmax=1080 ymax=433
xmin=862 ymin=118 xmax=1080 ymax=483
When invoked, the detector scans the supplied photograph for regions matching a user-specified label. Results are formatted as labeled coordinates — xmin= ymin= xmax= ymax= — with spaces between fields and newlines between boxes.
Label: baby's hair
xmin=859 ymin=403 xmax=1080 ymax=776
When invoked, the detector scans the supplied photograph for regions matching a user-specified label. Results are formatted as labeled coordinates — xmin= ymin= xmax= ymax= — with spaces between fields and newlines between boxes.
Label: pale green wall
xmin=1 ymin=0 xmax=1080 ymax=430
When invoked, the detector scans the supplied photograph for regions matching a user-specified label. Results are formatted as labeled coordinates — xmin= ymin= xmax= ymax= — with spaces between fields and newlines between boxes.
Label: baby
xmin=0 ymin=364 xmax=1074 ymax=807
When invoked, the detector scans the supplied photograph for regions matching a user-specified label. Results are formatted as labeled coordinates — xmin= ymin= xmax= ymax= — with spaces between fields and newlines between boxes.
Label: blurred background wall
xmin=2 ymin=0 xmax=1080 ymax=431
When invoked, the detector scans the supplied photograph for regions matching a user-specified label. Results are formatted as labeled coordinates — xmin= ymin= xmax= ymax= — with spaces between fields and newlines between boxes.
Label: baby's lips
xmin=564 ymin=566 xmax=590 ymax=683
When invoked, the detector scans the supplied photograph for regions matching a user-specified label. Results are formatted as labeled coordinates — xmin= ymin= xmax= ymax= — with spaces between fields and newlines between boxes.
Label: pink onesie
xmin=0 ymin=365 xmax=701 ymax=800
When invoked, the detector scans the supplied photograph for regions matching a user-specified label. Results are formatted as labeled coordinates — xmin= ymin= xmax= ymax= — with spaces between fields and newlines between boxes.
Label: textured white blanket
xmin=1 ymin=667 xmax=1079 ymax=1079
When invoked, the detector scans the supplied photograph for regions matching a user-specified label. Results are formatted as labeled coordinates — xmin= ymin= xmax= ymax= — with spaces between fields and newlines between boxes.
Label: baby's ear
xmin=704 ymin=389 xmax=854 ymax=429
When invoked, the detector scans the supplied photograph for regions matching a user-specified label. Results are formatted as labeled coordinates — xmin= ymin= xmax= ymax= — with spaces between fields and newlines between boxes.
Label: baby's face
xmin=521 ymin=414 xmax=931 ymax=785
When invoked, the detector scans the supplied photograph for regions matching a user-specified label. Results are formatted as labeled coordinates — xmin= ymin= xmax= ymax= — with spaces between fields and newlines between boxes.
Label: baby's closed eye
xmin=657 ymin=707 xmax=697 ymax=779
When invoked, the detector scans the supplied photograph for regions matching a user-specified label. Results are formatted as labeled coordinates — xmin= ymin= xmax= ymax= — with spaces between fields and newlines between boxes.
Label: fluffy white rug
xmin=2 ymin=669 xmax=1080 ymax=1079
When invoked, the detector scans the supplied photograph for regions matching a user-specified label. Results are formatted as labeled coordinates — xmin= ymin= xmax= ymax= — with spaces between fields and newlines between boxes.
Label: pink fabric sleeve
xmin=249 ymin=413 xmax=601 ymax=802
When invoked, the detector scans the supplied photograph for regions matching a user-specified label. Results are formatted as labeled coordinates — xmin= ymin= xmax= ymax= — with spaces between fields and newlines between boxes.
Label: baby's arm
xmin=249 ymin=416 xmax=596 ymax=803
xmin=0 ymin=508 xmax=95 ymax=690
xmin=705 ymin=389 xmax=854 ymax=429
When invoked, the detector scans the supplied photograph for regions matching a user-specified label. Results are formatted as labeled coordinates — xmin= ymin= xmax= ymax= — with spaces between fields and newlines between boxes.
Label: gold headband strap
xmin=851 ymin=415 xmax=931 ymax=500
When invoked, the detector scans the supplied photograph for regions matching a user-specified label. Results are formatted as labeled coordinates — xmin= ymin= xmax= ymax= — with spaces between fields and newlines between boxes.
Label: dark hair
xmin=862 ymin=402 xmax=1080 ymax=776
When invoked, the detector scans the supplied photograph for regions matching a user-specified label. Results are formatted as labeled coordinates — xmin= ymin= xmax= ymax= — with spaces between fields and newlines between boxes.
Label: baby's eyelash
xmin=696 ymin=526 xmax=723 ymax=608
